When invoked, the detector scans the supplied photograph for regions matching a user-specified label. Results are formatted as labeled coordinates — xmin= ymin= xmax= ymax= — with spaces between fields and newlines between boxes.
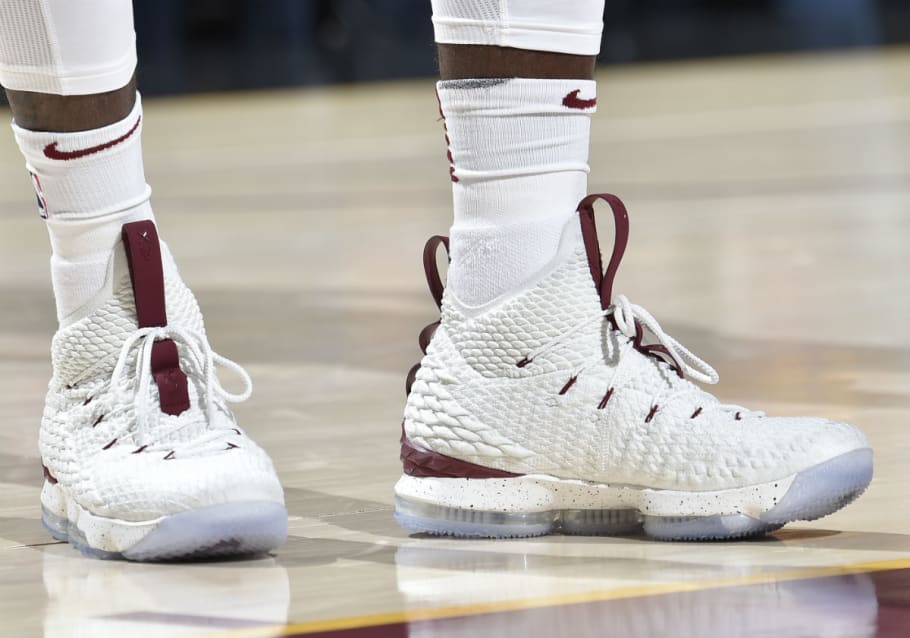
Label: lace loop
xmin=109 ymin=326 xmax=252 ymax=448
xmin=609 ymin=295 xmax=719 ymax=385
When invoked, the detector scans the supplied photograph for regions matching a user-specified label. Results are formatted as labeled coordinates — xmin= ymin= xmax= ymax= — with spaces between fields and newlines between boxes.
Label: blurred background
xmin=131 ymin=0 xmax=910 ymax=95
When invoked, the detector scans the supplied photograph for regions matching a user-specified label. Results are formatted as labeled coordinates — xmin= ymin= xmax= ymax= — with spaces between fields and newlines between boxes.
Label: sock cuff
xmin=12 ymin=92 xmax=143 ymax=168
xmin=12 ymin=92 xmax=150 ymax=220
xmin=437 ymin=78 xmax=597 ymax=116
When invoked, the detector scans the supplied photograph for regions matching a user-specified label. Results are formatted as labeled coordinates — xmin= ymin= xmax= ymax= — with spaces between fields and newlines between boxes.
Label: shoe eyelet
xmin=597 ymin=387 xmax=614 ymax=410
xmin=690 ymin=407 xmax=702 ymax=419
xmin=645 ymin=405 xmax=659 ymax=423
xmin=558 ymin=376 xmax=577 ymax=395
xmin=102 ymin=438 xmax=117 ymax=450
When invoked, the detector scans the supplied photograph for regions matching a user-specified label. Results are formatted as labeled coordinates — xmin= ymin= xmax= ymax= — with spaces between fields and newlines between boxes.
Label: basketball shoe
xmin=395 ymin=194 xmax=873 ymax=540
xmin=40 ymin=220 xmax=287 ymax=560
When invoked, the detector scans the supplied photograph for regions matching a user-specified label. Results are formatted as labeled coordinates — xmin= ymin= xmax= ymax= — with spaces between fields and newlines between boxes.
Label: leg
xmin=437 ymin=44 xmax=595 ymax=80
xmin=6 ymin=77 xmax=136 ymax=131
xmin=394 ymin=0 xmax=872 ymax=540
xmin=1 ymin=0 xmax=286 ymax=560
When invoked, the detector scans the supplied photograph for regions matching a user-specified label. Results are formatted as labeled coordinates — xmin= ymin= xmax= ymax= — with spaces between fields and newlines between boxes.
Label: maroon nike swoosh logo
xmin=43 ymin=115 xmax=141 ymax=160
xmin=562 ymin=90 xmax=597 ymax=110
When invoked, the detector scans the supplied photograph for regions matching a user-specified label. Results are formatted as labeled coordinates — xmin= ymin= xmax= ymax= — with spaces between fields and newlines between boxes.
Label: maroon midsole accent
xmin=42 ymin=464 xmax=58 ymax=485
xmin=400 ymin=425 xmax=522 ymax=479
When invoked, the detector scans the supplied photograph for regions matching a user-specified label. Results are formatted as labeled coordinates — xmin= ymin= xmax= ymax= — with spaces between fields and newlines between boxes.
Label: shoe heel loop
xmin=406 ymin=235 xmax=449 ymax=395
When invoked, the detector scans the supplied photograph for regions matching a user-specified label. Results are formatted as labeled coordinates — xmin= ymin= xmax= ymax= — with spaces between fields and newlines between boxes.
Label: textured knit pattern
xmin=40 ymin=244 xmax=283 ymax=522
xmin=404 ymin=219 xmax=868 ymax=491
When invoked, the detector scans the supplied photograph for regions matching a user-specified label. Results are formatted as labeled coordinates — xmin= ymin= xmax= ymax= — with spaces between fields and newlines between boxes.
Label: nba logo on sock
xmin=29 ymin=171 xmax=47 ymax=219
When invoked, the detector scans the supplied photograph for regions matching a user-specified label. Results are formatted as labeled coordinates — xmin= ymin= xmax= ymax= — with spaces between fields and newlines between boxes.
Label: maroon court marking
xmin=122 ymin=220 xmax=190 ymax=416
xmin=280 ymin=567 xmax=910 ymax=638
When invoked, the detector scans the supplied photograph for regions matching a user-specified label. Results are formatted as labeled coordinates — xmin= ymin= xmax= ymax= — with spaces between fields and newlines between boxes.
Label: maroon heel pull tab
xmin=122 ymin=220 xmax=190 ymax=416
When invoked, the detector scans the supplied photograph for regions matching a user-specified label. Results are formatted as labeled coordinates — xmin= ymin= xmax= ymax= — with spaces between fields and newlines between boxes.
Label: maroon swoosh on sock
xmin=562 ymin=89 xmax=597 ymax=110
xmin=42 ymin=115 xmax=141 ymax=160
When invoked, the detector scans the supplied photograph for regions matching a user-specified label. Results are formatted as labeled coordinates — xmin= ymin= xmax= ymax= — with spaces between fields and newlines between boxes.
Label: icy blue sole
xmin=42 ymin=501 xmax=288 ymax=561
xmin=394 ymin=448 xmax=873 ymax=541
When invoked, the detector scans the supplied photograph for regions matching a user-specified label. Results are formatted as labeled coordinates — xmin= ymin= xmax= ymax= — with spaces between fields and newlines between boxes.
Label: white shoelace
xmin=610 ymin=294 xmax=719 ymax=385
xmin=109 ymin=326 xmax=252 ymax=449
xmin=522 ymin=294 xmax=763 ymax=418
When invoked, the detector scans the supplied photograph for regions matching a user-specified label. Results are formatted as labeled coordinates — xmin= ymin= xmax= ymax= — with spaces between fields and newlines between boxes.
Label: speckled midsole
xmin=41 ymin=480 xmax=164 ymax=553
xmin=394 ymin=469 xmax=799 ymax=520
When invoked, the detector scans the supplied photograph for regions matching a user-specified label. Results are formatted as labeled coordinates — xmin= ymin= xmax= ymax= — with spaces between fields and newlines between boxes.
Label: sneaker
xmin=40 ymin=220 xmax=287 ymax=560
xmin=395 ymin=194 xmax=873 ymax=540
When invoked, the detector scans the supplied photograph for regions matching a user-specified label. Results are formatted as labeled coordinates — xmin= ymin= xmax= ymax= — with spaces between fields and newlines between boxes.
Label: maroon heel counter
xmin=399 ymin=423 xmax=521 ymax=479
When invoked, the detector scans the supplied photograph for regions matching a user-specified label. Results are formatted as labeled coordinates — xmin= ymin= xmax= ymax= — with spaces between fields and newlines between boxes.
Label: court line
xmin=199 ymin=555 xmax=910 ymax=638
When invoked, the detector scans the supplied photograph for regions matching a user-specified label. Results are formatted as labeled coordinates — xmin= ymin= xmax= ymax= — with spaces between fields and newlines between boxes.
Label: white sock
xmin=437 ymin=77 xmax=597 ymax=306
xmin=12 ymin=93 xmax=154 ymax=322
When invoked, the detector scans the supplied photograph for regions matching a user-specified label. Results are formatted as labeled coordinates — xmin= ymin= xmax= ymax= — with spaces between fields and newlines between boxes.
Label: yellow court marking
xmin=201 ymin=555 xmax=910 ymax=638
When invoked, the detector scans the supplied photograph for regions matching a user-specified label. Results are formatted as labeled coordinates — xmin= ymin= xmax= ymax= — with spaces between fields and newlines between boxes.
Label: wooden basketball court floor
xmin=1 ymin=47 xmax=909 ymax=637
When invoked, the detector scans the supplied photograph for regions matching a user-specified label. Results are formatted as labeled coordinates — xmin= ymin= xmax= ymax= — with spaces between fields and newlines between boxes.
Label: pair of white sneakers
xmin=39 ymin=195 xmax=872 ymax=560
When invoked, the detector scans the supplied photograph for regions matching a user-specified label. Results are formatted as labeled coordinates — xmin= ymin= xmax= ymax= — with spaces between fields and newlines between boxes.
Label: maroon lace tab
xmin=150 ymin=339 xmax=191 ymax=415
xmin=122 ymin=221 xmax=167 ymax=328
xmin=400 ymin=424 xmax=521 ymax=478
xmin=121 ymin=220 xmax=190 ymax=416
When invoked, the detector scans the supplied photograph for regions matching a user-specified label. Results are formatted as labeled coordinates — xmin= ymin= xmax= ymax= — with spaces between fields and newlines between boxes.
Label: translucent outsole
xmin=394 ymin=448 xmax=873 ymax=541
xmin=43 ymin=501 xmax=288 ymax=561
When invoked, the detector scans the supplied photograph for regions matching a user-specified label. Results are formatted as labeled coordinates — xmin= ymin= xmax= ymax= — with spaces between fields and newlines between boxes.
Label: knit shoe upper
xmin=40 ymin=222 xmax=284 ymax=523
xmin=403 ymin=195 xmax=868 ymax=492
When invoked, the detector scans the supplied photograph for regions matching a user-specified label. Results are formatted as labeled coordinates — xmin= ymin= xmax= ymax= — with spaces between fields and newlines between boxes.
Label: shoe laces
xmin=611 ymin=294 xmax=719 ymax=384
xmin=519 ymin=293 xmax=717 ymax=382
xmin=109 ymin=326 xmax=251 ymax=450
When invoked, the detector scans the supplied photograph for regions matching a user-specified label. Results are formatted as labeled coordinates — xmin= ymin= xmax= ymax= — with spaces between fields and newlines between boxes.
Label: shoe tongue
xmin=577 ymin=194 xmax=630 ymax=311
xmin=51 ymin=236 xmax=205 ymax=388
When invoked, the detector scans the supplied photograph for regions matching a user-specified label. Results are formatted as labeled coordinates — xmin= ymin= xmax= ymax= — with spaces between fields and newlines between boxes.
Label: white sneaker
xmin=395 ymin=194 xmax=873 ymax=540
xmin=40 ymin=220 xmax=287 ymax=560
